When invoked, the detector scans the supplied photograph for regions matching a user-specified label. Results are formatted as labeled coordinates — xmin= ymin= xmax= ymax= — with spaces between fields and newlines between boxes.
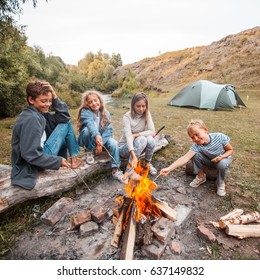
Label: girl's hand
xmin=96 ymin=135 xmax=103 ymax=146
xmin=132 ymin=155 xmax=138 ymax=168
xmin=95 ymin=145 xmax=102 ymax=155
xmin=61 ymin=158 xmax=70 ymax=168
xmin=132 ymin=133 xmax=140 ymax=139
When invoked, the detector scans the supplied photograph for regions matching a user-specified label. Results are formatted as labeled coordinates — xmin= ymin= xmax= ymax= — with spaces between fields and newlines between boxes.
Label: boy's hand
xmin=61 ymin=158 xmax=70 ymax=168
xmin=160 ymin=167 xmax=170 ymax=176
xmin=211 ymin=155 xmax=222 ymax=163
xmin=41 ymin=81 xmax=57 ymax=99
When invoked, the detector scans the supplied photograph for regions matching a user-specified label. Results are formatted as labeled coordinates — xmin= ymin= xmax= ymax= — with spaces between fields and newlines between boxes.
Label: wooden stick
xmin=225 ymin=224 xmax=260 ymax=239
xmin=120 ymin=203 xmax=137 ymax=260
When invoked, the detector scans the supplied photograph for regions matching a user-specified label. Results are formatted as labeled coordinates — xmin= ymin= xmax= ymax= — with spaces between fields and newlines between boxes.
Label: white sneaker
xmin=217 ymin=183 xmax=226 ymax=197
xmin=189 ymin=174 xmax=206 ymax=188
xmin=149 ymin=164 xmax=157 ymax=176
xmin=112 ymin=169 xmax=128 ymax=184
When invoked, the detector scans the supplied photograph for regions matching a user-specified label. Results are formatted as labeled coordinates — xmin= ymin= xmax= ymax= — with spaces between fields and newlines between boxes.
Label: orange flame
xmin=124 ymin=161 xmax=161 ymax=222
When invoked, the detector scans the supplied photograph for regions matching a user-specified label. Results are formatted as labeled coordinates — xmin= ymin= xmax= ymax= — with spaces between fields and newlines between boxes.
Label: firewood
xmin=111 ymin=198 xmax=131 ymax=248
xmin=219 ymin=211 xmax=260 ymax=229
xmin=136 ymin=222 xmax=153 ymax=245
xmin=219 ymin=208 xmax=244 ymax=222
xmin=111 ymin=207 xmax=125 ymax=248
xmin=120 ymin=203 xmax=137 ymax=260
xmin=225 ymin=224 xmax=260 ymax=239
xmin=152 ymin=196 xmax=177 ymax=221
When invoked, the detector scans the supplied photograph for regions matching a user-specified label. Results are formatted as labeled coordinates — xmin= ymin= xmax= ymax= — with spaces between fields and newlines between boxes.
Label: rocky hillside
xmin=114 ymin=27 xmax=260 ymax=91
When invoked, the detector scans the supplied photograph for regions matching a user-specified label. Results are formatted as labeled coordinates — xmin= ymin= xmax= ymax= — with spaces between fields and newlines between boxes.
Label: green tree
xmin=0 ymin=0 xmax=45 ymax=20
xmin=0 ymin=20 xmax=29 ymax=117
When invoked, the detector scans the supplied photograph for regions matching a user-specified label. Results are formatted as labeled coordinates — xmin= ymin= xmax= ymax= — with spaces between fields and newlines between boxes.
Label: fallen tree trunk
xmin=0 ymin=135 xmax=169 ymax=214
xmin=225 ymin=224 xmax=260 ymax=239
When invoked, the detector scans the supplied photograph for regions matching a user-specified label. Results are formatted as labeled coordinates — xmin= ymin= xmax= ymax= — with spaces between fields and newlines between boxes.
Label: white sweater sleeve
xmin=139 ymin=111 xmax=155 ymax=137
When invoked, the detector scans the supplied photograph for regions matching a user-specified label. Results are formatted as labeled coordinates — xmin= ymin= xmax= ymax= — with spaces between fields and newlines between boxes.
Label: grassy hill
xmin=114 ymin=27 xmax=260 ymax=91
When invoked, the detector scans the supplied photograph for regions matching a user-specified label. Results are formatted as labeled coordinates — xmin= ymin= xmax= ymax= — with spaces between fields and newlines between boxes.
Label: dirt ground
xmin=5 ymin=160 xmax=260 ymax=260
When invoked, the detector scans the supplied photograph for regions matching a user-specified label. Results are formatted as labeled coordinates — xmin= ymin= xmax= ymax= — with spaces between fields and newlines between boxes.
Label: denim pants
xmin=78 ymin=126 xmax=120 ymax=168
xmin=192 ymin=152 xmax=232 ymax=186
xmin=119 ymin=135 xmax=155 ymax=163
xmin=43 ymin=121 xmax=80 ymax=158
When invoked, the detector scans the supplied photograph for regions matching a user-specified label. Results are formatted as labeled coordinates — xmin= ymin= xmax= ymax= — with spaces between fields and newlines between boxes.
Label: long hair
xmin=77 ymin=90 xmax=110 ymax=131
xmin=130 ymin=92 xmax=149 ymax=122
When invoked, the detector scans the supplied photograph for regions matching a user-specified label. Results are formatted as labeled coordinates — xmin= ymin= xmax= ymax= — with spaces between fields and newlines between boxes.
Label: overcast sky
xmin=17 ymin=0 xmax=260 ymax=65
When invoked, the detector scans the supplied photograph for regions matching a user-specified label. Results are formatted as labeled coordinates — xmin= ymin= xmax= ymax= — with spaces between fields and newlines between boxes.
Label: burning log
xmin=120 ymin=203 xmax=137 ymax=260
xmin=136 ymin=222 xmax=153 ymax=245
xmin=152 ymin=196 xmax=177 ymax=222
xmin=219 ymin=211 xmax=260 ymax=229
xmin=225 ymin=224 xmax=260 ymax=239
xmin=111 ymin=198 xmax=131 ymax=248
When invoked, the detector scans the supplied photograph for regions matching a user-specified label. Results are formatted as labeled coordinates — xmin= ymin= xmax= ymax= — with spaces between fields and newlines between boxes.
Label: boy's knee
xmin=217 ymin=159 xmax=230 ymax=170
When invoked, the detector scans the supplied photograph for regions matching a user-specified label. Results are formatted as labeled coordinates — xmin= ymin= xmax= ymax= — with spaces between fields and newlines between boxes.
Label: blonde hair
xmin=77 ymin=90 xmax=110 ymax=131
xmin=187 ymin=119 xmax=207 ymax=135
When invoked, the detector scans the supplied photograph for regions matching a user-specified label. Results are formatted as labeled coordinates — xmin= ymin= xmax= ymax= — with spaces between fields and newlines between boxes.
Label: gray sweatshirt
xmin=11 ymin=99 xmax=70 ymax=189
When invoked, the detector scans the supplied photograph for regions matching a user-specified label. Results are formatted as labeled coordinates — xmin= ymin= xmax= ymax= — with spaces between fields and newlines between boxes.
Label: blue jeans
xmin=192 ymin=152 xmax=232 ymax=186
xmin=43 ymin=121 xmax=80 ymax=158
xmin=78 ymin=126 xmax=120 ymax=168
xmin=119 ymin=135 xmax=155 ymax=163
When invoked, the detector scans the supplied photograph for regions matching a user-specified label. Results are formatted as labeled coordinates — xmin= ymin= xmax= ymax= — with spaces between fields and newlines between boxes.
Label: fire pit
xmin=111 ymin=161 xmax=177 ymax=260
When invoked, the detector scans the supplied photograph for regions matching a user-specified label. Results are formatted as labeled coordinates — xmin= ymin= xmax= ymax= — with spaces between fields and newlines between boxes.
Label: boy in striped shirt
xmin=160 ymin=119 xmax=233 ymax=196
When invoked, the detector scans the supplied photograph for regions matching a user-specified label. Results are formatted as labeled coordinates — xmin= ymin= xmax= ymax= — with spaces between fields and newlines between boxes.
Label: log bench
xmin=0 ymin=135 xmax=170 ymax=214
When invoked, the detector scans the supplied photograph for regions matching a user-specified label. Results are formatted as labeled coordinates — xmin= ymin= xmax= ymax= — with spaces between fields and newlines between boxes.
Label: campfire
xmin=111 ymin=161 xmax=177 ymax=260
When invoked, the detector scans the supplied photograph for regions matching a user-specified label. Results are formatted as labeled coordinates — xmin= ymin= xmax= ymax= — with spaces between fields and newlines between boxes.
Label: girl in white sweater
xmin=119 ymin=92 xmax=157 ymax=177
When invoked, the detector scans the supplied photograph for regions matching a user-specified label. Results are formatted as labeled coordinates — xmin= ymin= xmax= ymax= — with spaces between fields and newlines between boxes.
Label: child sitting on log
xmin=77 ymin=90 xmax=125 ymax=184
xmin=160 ymin=119 xmax=233 ymax=196
xmin=11 ymin=81 xmax=82 ymax=190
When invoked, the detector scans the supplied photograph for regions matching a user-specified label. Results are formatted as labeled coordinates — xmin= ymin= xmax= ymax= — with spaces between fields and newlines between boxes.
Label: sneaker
xmin=217 ymin=183 xmax=226 ymax=197
xmin=112 ymin=169 xmax=128 ymax=184
xmin=149 ymin=164 xmax=157 ymax=176
xmin=189 ymin=174 xmax=206 ymax=188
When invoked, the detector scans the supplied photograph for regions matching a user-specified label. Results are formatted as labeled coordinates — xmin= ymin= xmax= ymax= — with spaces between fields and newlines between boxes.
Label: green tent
xmin=168 ymin=80 xmax=246 ymax=110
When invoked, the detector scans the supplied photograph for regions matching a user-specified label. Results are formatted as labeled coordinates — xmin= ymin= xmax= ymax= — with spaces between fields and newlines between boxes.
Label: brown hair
xmin=131 ymin=92 xmax=149 ymax=122
xmin=187 ymin=119 xmax=208 ymax=135
xmin=77 ymin=90 xmax=110 ymax=130
xmin=26 ymin=80 xmax=51 ymax=104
